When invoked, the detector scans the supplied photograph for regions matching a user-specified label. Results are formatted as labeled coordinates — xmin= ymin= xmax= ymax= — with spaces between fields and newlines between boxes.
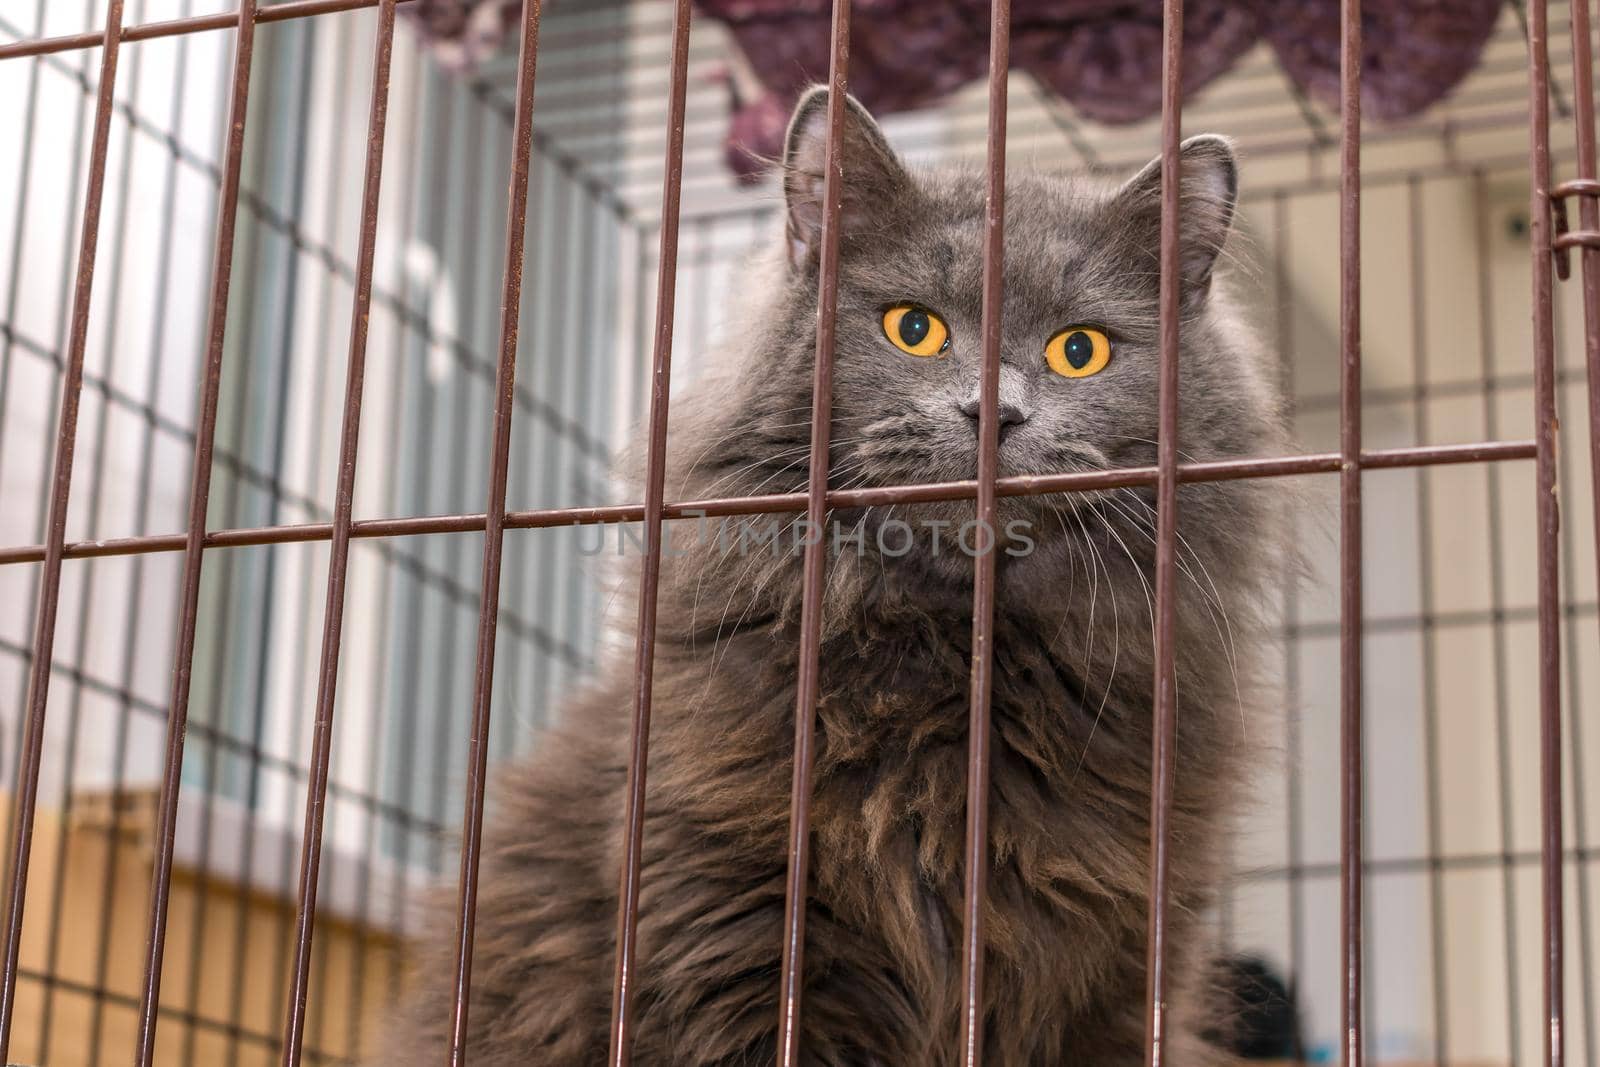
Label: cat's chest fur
xmin=804 ymin=608 xmax=1111 ymax=847
xmin=779 ymin=611 xmax=1150 ymax=985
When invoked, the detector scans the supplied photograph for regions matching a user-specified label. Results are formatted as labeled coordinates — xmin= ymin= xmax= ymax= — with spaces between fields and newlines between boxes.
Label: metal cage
xmin=0 ymin=0 xmax=1596 ymax=1065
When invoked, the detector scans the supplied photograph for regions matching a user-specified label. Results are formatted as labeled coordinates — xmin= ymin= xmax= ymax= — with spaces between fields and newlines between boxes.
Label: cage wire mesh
xmin=0 ymin=0 xmax=1596 ymax=1063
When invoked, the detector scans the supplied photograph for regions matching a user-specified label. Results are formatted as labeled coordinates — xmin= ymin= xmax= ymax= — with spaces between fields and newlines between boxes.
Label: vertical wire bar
xmin=265 ymin=17 xmax=357 ymax=1047
xmin=776 ymin=2 xmax=851 ymax=1061
xmin=0 ymin=21 xmax=67 ymax=1010
xmin=446 ymin=1 xmax=542 ymax=1060
xmin=281 ymin=2 xmax=400 ymax=1062
xmin=87 ymin=8 xmax=194 ymax=1060
xmin=1567 ymin=0 xmax=1600 ymax=654
xmin=1563 ymin=44 xmax=1600 ymax=1042
xmin=0 ymin=0 xmax=124 ymax=1057
xmin=958 ymin=2 xmax=1010 ymax=1063
xmin=173 ymin=31 xmax=273 ymax=1045
xmin=1553 ymin=283 xmax=1600 ymax=1067
xmin=607 ymin=0 xmax=692 ymax=1060
xmin=1526 ymin=1 xmax=1566 ymax=1064
xmin=230 ymin=19 xmax=339 ymax=1063
xmin=177 ymin=125 xmax=256 ymax=1067
xmin=1143 ymin=0 xmax=1182 ymax=1063
xmin=37 ymin=2 xmax=152 ymax=1053
xmin=438 ymin=37 xmax=507 ymax=1064
xmin=1338 ymin=0 xmax=1364 ymax=1064
xmin=347 ymin=42 xmax=424 ymax=1058
xmin=251 ymin=18 xmax=323 ymax=1062
xmin=0 ymin=9 xmax=97 ymax=910
xmin=131 ymin=2 xmax=258 ymax=1059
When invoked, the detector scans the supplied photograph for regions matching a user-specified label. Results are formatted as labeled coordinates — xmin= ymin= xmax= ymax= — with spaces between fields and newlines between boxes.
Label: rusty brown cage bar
xmin=0 ymin=0 xmax=1589 ymax=1065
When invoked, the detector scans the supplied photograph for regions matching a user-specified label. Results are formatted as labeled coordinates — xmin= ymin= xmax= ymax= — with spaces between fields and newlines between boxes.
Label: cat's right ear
xmin=1113 ymin=135 xmax=1239 ymax=296
xmin=783 ymin=87 xmax=910 ymax=272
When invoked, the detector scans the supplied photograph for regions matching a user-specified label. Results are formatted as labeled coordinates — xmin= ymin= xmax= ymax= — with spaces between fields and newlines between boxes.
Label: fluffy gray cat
xmin=377 ymin=87 xmax=1287 ymax=1065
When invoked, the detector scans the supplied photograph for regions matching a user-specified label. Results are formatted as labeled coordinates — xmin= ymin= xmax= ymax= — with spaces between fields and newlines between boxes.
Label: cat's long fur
xmin=376 ymin=88 xmax=1288 ymax=1065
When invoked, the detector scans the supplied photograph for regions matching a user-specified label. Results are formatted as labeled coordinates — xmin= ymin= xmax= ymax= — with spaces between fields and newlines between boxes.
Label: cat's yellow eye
xmin=882 ymin=304 xmax=950 ymax=357
xmin=1045 ymin=327 xmax=1112 ymax=379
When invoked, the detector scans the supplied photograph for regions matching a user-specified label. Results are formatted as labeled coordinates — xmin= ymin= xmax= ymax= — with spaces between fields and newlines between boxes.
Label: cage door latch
xmin=1549 ymin=178 xmax=1600 ymax=280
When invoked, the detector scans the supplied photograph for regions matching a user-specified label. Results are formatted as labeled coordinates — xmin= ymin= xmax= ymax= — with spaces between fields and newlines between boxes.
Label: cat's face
xmin=675 ymin=89 xmax=1281 ymax=590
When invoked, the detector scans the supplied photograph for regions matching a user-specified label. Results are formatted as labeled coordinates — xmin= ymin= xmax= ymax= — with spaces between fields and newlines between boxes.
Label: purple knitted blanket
xmin=406 ymin=0 xmax=1503 ymax=180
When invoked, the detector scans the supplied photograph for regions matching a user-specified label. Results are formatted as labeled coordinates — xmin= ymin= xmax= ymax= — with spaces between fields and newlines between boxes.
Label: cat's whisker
xmin=675 ymin=422 xmax=786 ymax=491
xmin=692 ymin=453 xmax=804 ymax=500
xmin=1045 ymin=507 xmax=1082 ymax=652
xmin=1108 ymin=488 xmax=1247 ymax=733
xmin=1077 ymin=510 xmax=1104 ymax=689
xmin=1067 ymin=504 xmax=1120 ymax=779
xmin=1105 ymin=490 xmax=1228 ymax=621
xmin=672 ymin=413 xmax=873 ymax=494
xmin=696 ymin=446 xmax=822 ymax=500
xmin=1096 ymin=433 xmax=1205 ymax=465
xmin=1072 ymin=506 xmax=1157 ymax=785
xmin=716 ymin=522 xmax=808 ymax=674
xmin=693 ymin=431 xmax=876 ymax=501
xmin=1108 ymin=491 xmax=1242 ymax=671
xmin=1094 ymin=506 xmax=1156 ymax=625
xmin=694 ymin=516 xmax=802 ymax=712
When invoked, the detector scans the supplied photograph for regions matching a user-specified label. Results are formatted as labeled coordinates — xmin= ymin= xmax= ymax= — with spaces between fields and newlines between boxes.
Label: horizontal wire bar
xmin=8 ymin=289 xmax=1573 ymax=553
xmin=0 ymin=328 xmax=584 ymax=662
xmin=0 ymin=439 xmax=1537 ymax=566
xmin=1555 ymin=231 xmax=1600 ymax=251
xmin=0 ymin=0 xmax=421 ymax=61
xmin=1552 ymin=178 xmax=1600 ymax=198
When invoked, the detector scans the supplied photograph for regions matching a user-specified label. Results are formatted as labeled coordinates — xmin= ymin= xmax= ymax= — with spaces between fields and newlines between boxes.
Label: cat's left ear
xmin=783 ymin=87 xmax=911 ymax=271
xmin=1114 ymin=135 xmax=1239 ymax=295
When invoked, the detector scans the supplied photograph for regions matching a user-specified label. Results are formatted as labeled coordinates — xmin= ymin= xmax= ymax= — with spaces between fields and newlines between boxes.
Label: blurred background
xmin=0 ymin=0 xmax=1597 ymax=1062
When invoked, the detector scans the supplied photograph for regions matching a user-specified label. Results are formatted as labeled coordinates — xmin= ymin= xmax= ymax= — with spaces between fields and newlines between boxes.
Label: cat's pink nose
xmin=958 ymin=396 xmax=1029 ymax=442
